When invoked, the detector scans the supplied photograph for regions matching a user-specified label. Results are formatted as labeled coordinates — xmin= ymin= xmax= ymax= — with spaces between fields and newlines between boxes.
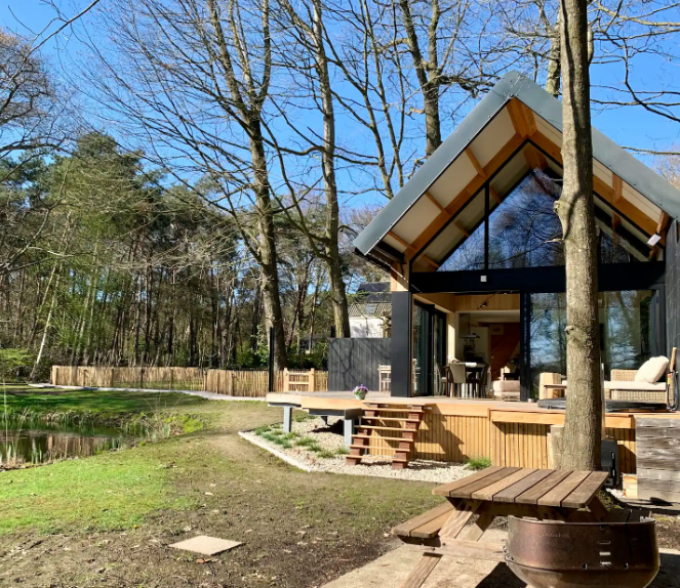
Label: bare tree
xmin=269 ymin=0 xmax=352 ymax=337
xmin=80 ymin=0 xmax=290 ymax=369
xmin=557 ymin=0 xmax=602 ymax=471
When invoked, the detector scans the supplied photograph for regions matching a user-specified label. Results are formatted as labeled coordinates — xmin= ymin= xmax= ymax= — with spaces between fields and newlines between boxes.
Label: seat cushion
xmin=634 ymin=356 xmax=669 ymax=383
xmin=493 ymin=380 xmax=520 ymax=395
xmin=605 ymin=380 xmax=666 ymax=391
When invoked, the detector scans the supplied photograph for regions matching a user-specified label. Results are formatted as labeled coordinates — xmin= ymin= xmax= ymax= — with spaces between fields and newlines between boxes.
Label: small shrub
xmin=254 ymin=426 xmax=271 ymax=436
xmin=465 ymin=456 xmax=492 ymax=471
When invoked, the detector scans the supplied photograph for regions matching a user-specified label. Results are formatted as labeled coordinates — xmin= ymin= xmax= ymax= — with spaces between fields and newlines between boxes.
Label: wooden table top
xmin=433 ymin=466 xmax=608 ymax=509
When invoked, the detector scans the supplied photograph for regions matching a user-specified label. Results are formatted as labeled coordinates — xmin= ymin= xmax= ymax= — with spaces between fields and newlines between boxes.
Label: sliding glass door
xmin=412 ymin=302 xmax=447 ymax=396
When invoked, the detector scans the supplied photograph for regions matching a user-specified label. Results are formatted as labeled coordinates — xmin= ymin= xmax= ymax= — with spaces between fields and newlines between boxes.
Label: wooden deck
xmin=267 ymin=391 xmax=680 ymax=474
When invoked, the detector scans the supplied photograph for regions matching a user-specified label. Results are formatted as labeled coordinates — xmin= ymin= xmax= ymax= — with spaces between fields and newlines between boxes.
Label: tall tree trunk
xmin=251 ymin=132 xmax=288 ymax=370
xmin=398 ymin=0 xmax=441 ymax=157
xmin=544 ymin=1 xmax=562 ymax=97
xmin=31 ymin=271 xmax=61 ymax=379
xmin=311 ymin=0 xmax=351 ymax=338
xmin=557 ymin=0 xmax=602 ymax=471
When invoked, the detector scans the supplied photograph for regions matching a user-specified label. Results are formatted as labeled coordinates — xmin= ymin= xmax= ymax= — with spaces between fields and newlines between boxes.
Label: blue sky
xmin=3 ymin=0 xmax=680 ymax=200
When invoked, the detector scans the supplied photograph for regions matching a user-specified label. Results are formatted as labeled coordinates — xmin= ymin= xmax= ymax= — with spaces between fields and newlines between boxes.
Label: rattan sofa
xmin=605 ymin=369 xmax=668 ymax=403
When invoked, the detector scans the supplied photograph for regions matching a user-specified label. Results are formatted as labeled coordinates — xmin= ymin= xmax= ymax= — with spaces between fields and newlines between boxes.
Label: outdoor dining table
xmin=392 ymin=466 xmax=610 ymax=588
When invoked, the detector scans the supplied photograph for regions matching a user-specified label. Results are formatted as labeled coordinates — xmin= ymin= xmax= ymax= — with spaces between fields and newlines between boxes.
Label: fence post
xmin=283 ymin=368 xmax=289 ymax=392
xmin=309 ymin=368 xmax=315 ymax=392
xmin=268 ymin=326 xmax=275 ymax=392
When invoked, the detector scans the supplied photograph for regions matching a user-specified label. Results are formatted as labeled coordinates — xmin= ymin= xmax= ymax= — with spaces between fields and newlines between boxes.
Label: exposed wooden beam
xmin=507 ymin=98 xmax=537 ymax=139
xmin=388 ymin=230 xmax=414 ymax=252
xmin=466 ymin=147 xmax=486 ymax=178
xmin=506 ymin=98 xmax=528 ymax=138
xmin=406 ymin=133 xmax=524 ymax=260
xmin=425 ymin=191 xmax=450 ymax=217
xmin=612 ymin=174 xmax=622 ymax=204
xmin=525 ymin=144 xmax=547 ymax=171
xmin=388 ymin=229 xmax=440 ymax=269
xmin=657 ymin=211 xmax=670 ymax=235
xmin=489 ymin=187 xmax=502 ymax=205
xmin=611 ymin=212 xmax=621 ymax=231
xmin=454 ymin=220 xmax=471 ymax=237
xmin=420 ymin=255 xmax=441 ymax=269
xmin=518 ymin=101 xmax=538 ymax=137
xmin=530 ymin=131 xmax=659 ymax=237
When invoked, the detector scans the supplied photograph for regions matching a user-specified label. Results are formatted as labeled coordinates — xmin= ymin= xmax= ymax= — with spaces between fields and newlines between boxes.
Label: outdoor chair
xmin=606 ymin=356 xmax=670 ymax=403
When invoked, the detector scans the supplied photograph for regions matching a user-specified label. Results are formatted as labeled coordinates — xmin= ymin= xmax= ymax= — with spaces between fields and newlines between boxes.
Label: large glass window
xmin=428 ymin=145 xmax=656 ymax=273
xmin=528 ymin=290 xmax=655 ymax=397
xmin=439 ymin=170 xmax=564 ymax=272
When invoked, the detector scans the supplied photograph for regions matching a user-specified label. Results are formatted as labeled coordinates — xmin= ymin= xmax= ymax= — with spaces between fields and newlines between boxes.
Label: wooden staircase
xmin=346 ymin=402 xmax=428 ymax=470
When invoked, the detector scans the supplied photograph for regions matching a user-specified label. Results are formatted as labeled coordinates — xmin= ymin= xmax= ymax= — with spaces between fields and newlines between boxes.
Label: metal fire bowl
xmin=505 ymin=516 xmax=660 ymax=588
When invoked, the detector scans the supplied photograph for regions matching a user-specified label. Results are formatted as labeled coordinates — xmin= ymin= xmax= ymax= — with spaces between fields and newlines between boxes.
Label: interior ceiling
xmin=378 ymin=98 xmax=669 ymax=273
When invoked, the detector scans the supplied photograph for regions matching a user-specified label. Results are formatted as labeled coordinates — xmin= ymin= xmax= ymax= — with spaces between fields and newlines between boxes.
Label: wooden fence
xmin=51 ymin=366 xmax=328 ymax=397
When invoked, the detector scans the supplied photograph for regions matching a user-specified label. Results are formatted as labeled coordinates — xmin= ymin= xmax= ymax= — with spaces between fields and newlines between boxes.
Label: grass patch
xmin=0 ymin=443 xmax=194 ymax=535
xmin=0 ymin=386 xmax=208 ymax=425
xmin=465 ymin=456 xmax=492 ymax=471
xmin=335 ymin=446 xmax=349 ymax=455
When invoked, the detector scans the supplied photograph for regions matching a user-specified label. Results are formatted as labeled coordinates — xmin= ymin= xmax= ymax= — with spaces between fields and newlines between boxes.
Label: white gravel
xmin=241 ymin=416 xmax=473 ymax=483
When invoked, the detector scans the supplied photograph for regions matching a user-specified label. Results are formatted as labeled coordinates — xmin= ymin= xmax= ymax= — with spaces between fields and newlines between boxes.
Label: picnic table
xmin=392 ymin=466 xmax=609 ymax=588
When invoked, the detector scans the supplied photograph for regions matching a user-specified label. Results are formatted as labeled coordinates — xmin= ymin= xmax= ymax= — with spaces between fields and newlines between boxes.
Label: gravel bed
xmin=241 ymin=416 xmax=473 ymax=483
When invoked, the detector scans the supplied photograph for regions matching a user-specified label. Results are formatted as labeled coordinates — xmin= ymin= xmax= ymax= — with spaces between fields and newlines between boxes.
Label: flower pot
xmin=354 ymin=391 xmax=367 ymax=400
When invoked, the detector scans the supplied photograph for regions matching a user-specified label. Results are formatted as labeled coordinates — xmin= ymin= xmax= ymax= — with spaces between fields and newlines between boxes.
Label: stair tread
xmin=362 ymin=417 xmax=421 ymax=423
xmin=353 ymin=433 xmax=414 ymax=441
xmin=350 ymin=444 xmax=412 ymax=451
xmin=363 ymin=403 xmax=427 ymax=412
xmin=357 ymin=425 xmax=417 ymax=431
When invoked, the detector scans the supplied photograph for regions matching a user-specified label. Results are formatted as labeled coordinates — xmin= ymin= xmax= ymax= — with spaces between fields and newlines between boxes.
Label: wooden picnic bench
xmin=392 ymin=466 xmax=610 ymax=588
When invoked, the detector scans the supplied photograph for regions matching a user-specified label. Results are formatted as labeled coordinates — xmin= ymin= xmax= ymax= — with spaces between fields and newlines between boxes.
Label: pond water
xmin=0 ymin=421 xmax=143 ymax=465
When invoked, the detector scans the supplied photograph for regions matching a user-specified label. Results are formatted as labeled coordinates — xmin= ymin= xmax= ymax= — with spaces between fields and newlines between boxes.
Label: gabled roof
xmin=354 ymin=71 xmax=680 ymax=270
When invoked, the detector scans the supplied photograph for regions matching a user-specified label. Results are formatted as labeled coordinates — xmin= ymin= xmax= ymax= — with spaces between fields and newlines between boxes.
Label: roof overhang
xmin=354 ymin=71 xmax=680 ymax=270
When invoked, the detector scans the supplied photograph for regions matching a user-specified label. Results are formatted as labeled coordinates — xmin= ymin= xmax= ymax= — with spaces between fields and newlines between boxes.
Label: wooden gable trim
xmin=406 ymin=133 xmax=524 ymax=261
xmin=388 ymin=231 xmax=440 ymax=269
xmin=530 ymin=132 xmax=659 ymax=238
xmin=506 ymin=98 xmax=537 ymax=139
xmin=525 ymin=144 xmax=547 ymax=171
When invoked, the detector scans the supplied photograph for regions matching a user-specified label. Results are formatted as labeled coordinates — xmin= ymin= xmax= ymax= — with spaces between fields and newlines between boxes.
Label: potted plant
xmin=352 ymin=384 xmax=369 ymax=400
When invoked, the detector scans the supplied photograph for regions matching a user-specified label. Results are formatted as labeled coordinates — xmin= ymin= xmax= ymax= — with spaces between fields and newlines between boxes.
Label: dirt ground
xmin=3 ymin=397 xmax=680 ymax=588
xmin=0 ymin=401 xmax=440 ymax=588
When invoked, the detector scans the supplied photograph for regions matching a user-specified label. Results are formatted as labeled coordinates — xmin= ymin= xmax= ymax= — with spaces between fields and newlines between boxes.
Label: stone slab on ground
xmin=322 ymin=543 xmax=680 ymax=588
xmin=169 ymin=535 xmax=243 ymax=556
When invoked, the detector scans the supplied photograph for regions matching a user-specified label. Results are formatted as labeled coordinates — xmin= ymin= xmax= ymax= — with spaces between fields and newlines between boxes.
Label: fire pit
xmin=505 ymin=516 xmax=659 ymax=588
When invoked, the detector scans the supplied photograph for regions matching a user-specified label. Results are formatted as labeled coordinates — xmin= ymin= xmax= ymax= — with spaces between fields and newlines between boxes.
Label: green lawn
xmin=0 ymin=385 xmax=208 ymax=420
xmin=0 ymin=391 xmax=442 ymax=588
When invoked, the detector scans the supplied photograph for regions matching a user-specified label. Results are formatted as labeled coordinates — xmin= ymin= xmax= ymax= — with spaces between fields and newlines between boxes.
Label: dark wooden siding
xmin=328 ymin=338 xmax=390 ymax=391
xmin=666 ymin=220 xmax=680 ymax=357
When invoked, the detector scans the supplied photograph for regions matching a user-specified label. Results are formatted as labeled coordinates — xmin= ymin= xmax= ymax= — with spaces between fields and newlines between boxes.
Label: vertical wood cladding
xmin=366 ymin=411 xmax=636 ymax=474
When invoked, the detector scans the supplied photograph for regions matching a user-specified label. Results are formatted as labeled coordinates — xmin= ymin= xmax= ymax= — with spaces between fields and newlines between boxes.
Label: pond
xmin=0 ymin=421 xmax=146 ymax=466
